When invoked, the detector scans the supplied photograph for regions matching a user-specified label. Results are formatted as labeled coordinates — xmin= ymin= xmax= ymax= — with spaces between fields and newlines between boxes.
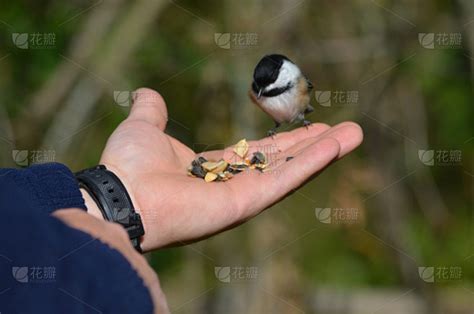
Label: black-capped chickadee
xmin=250 ymin=54 xmax=314 ymax=136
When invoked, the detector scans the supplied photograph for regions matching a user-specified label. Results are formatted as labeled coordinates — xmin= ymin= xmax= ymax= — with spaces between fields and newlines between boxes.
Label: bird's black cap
xmin=252 ymin=54 xmax=292 ymax=94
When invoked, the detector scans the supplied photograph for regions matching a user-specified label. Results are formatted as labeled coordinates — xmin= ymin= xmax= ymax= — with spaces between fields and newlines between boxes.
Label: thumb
xmin=128 ymin=88 xmax=168 ymax=131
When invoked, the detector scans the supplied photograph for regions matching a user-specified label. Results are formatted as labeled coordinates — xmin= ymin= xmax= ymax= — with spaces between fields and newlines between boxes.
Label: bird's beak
xmin=257 ymin=88 xmax=263 ymax=99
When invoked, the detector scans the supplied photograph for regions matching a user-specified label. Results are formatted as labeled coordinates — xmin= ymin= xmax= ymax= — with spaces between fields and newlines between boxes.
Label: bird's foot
xmin=267 ymin=129 xmax=277 ymax=138
xmin=303 ymin=120 xmax=311 ymax=129
xmin=267 ymin=121 xmax=280 ymax=138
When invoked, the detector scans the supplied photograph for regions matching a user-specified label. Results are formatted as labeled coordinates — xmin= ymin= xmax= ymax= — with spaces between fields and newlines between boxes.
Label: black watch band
xmin=75 ymin=165 xmax=145 ymax=252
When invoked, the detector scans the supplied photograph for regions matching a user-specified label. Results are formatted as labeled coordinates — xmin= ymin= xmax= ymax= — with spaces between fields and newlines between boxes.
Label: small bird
xmin=249 ymin=54 xmax=314 ymax=137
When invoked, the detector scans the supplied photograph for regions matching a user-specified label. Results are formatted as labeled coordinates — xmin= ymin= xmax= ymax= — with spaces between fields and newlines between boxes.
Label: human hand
xmin=98 ymin=88 xmax=363 ymax=250
xmin=53 ymin=209 xmax=169 ymax=313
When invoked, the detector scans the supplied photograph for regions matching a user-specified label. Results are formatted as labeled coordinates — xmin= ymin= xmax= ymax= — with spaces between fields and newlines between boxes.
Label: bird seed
xmin=187 ymin=139 xmax=270 ymax=182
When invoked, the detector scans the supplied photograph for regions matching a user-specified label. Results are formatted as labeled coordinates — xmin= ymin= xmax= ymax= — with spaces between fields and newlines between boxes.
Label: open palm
xmin=100 ymin=88 xmax=363 ymax=251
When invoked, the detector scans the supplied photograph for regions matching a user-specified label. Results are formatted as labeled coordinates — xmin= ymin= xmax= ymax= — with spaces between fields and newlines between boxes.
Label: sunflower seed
xmin=250 ymin=151 xmax=267 ymax=165
xmin=228 ymin=162 xmax=248 ymax=171
xmin=233 ymin=139 xmax=249 ymax=158
xmin=192 ymin=156 xmax=207 ymax=167
xmin=187 ymin=142 xmax=270 ymax=182
xmin=190 ymin=164 xmax=206 ymax=178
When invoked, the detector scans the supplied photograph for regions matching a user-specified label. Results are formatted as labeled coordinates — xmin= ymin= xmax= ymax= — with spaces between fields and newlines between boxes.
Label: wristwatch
xmin=75 ymin=165 xmax=145 ymax=252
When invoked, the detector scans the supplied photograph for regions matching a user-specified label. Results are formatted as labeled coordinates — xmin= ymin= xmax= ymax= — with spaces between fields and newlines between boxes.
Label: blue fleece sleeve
xmin=0 ymin=163 xmax=154 ymax=314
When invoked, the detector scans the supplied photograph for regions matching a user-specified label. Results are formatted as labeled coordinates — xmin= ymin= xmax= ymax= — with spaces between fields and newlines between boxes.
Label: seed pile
xmin=187 ymin=139 xmax=269 ymax=182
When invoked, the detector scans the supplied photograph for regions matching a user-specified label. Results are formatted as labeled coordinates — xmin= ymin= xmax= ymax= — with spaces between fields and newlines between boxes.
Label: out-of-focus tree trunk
xmin=41 ymin=0 xmax=168 ymax=160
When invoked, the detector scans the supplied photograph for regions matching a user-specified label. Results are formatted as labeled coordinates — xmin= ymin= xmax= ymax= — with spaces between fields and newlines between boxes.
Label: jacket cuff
xmin=1 ymin=162 xmax=86 ymax=214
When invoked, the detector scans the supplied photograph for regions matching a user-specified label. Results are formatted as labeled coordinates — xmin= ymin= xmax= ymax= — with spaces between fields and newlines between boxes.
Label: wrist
xmin=101 ymin=163 xmax=151 ymax=251
xmin=76 ymin=162 xmax=149 ymax=252
xmin=80 ymin=188 xmax=104 ymax=220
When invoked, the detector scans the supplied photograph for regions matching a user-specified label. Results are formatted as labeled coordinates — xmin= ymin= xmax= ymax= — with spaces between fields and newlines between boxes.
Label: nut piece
xmin=202 ymin=161 xmax=219 ymax=172
xmin=233 ymin=139 xmax=249 ymax=158
xmin=204 ymin=172 xmax=218 ymax=182
xmin=212 ymin=160 xmax=228 ymax=174
xmin=202 ymin=159 xmax=228 ymax=174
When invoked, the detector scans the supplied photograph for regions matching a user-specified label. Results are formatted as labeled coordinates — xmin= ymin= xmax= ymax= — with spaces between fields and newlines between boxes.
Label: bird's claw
xmin=303 ymin=120 xmax=311 ymax=129
xmin=267 ymin=129 xmax=277 ymax=138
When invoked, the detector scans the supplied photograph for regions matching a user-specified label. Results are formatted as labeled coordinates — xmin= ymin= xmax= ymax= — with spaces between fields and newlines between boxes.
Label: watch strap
xmin=75 ymin=165 xmax=144 ymax=252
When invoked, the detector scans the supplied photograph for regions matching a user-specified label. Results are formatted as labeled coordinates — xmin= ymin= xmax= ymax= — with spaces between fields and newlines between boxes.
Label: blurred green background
xmin=0 ymin=0 xmax=473 ymax=313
